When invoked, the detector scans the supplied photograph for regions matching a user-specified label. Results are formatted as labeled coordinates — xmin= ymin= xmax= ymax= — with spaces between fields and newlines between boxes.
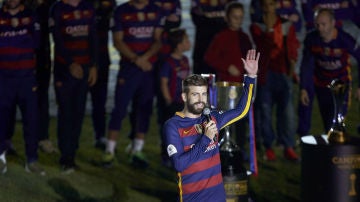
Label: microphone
xmin=203 ymin=107 xmax=211 ymax=122
xmin=203 ymin=107 xmax=217 ymax=142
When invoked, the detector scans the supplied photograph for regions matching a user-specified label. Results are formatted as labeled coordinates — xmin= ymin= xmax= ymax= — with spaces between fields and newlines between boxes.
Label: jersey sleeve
xmin=163 ymin=120 xmax=212 ymax=172
xmin=213 ymin=76 xmax=256 ymax=129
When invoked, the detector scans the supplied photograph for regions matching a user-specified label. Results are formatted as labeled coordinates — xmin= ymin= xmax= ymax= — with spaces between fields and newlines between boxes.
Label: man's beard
xmin=186 ymin=101 xmax=206 ymax=115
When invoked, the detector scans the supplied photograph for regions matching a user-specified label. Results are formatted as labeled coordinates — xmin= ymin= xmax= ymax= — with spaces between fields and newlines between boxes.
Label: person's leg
xmin=17 ymin=76 xmax=45 ymax=175
xmin=276 ymin=75 xmax=295 ymax=147
xmin=315 ymin=86 xmax=334 ymax=133
xmin=296 ymin=85 xmax=315 ymax=137
xmin=127 ymin=72 xmax=154 ymax=168
xmin=18 ymin=76 xmax=39 ymax=164
xmin=55 ymin=77 xmax=76 ymax=167
xmin=131 ymin=71 xmax=154 ymax=153
xmin=72 ymin=78 xmax=88 ymax=158
xmin=105 ymin=67 xmax=139 ymax=157
xmin=89 ymin=66 xmax=109 ymax=149
xmin=275 ymin=75 xmax=298 ymax=161
xmin=37 ymin=67 xmax=55 ymax=153
xmin=36 ymin=67 xmax=51 ymax=141
xmin=5 ymin=101 xmax=16 ymax=155
xmin=261 ymin=72 xmax=276 ymax=160
xmin=0 ymin=77 xmax=17 ymax=173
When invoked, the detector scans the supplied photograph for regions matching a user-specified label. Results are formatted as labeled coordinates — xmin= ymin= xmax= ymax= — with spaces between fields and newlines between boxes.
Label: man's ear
xmin=181 ymin=92 xmax=186 ymax=103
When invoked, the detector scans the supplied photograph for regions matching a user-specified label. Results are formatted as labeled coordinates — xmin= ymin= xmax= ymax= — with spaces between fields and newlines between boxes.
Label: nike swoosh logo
xmin=183 ymin=129 xmax=192 ymax=134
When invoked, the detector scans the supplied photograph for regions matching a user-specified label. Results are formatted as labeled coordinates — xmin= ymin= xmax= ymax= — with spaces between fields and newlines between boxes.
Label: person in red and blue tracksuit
xmin=102 ymin=0 xmax=164 ymax=167
xmin=0 ymin=0 xmax=44 ymax=174
xmin=88 ymin=0 xmax=115 ymax=150
xmin=49 ymin=0 xmax=98 ymax=172
xmin=163 ymin=49 xmax=258 ymax=202
xmin=250 ymin=0 xmax=300 ymax=161
xmin=298 ymin=8 xmax=360 ymax=136
xmin=251 ymin=0 xmax=303 ymax=33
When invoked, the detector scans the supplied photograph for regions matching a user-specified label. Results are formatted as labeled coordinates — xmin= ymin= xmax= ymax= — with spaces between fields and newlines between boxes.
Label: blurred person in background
xmin=190 ymin=0 xmax=236 ymax=74
xmin=101 ymin=0 xmax=163 ymax=168
xmin=31 ymin=0 xmax=57 ymax=154
xmin=88 ymin=0 xmax=115 ymax=150
xmin=301 ymin=0 xmax=356 ymax=31
xmin=250 ymin=0 xmax=299 ymax=161
xmin=298 ymin=8 xmax=360 ymax=137
xmin=127 ymin=0 xmax=182 ymax=163
xmin=0 ymin=0 xmax=45 ymax=175
xmin=251 ymin=0 xmax=302 ymax=33
xmin=50 ymin=0 xmax=98 ymax=173
xmin=158 ymin=28 xmax=191 ymax=167
xmin=204 ymin=1 xmax=252 ymax=157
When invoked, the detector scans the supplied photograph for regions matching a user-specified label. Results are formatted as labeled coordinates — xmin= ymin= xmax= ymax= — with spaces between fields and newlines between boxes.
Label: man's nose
xmin=200 ymin=95 xmax=207 ymax=103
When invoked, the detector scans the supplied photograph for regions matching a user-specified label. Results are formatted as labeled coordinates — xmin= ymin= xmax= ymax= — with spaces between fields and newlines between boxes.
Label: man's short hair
xmin=225 ymin=2 xmax=244 ymax=18
xmin=168 ymin=28 xmax=186 ymax=51
xmin=182 ymin=74 xmax=208 ymax=93
xmin=314 ymin=8 xmax=335 ymax=21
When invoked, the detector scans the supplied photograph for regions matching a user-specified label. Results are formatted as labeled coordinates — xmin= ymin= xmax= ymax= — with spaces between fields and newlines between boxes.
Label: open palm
xmin=241 ymin=49 xmax=259 ymax=77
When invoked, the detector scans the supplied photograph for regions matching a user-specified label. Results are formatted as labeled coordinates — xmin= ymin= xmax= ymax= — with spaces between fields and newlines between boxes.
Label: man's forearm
xmin=141 ymin=39 xmax=162 ymax=60
xmin=115 ymin=40 xmax=138 ymax=62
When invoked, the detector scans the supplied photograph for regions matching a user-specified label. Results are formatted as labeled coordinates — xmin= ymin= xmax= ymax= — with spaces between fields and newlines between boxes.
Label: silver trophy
xmin=327 ymin=79 xmax=349 ymax=144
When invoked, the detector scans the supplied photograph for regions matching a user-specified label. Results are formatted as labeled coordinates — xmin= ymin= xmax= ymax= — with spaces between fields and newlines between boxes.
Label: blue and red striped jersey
xmin=300 ymin=28 xmax=360 ymax=90
xmin=0 ymin=5 xmax=39 ymax=76
xmin=49 ymin=0 xmax=97 ymax=69
xmin=163 ymin=76 xmax=256 ymax=202
xmin=159 ymin=55 xmax=190 ymax=104
xmin=112 ymin=1 xmax=164 ymax=63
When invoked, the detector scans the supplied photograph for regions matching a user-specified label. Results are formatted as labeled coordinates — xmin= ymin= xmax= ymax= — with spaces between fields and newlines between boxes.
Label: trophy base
xmin=301 ymin=135 xmax=360 ymax=202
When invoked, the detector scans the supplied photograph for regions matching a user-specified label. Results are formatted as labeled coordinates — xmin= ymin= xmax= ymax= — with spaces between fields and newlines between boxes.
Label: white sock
xmin=106 ymin=140 xmax=117 ymax=154
xmin=0 ymin=152 xmax=6 ymax=163
xmin=133 ymin=138 xmax=144 ymax=152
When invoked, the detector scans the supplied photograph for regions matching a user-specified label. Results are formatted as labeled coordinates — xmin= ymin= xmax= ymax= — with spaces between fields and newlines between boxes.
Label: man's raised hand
xmin=241 ymin=49 xmax=259 ymax=78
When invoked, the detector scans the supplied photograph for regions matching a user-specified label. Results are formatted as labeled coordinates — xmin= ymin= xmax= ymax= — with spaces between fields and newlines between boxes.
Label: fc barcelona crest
xmin=11 ymin=18 xmax=19 ymax=27
xmin=74 ymin=10 xmax=81 ymax=19
xmin=137 ymin=12 xmax=145 ymax=21
xmin=21 ymin=17 xmax=30 ymax=25
xmin=147 ymin=12 xmax=155 ymax=20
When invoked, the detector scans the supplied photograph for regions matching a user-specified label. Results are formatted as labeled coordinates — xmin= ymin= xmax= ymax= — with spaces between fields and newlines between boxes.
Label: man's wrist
xmin=131 ymin=55 xmax=138 ymax=63
xmin=246 ymin=74 xmax=257 ymax=78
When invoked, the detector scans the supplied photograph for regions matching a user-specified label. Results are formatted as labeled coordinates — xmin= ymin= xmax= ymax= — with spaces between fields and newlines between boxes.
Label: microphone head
xmin=203 ymin=107 xmax=211 ymax=116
